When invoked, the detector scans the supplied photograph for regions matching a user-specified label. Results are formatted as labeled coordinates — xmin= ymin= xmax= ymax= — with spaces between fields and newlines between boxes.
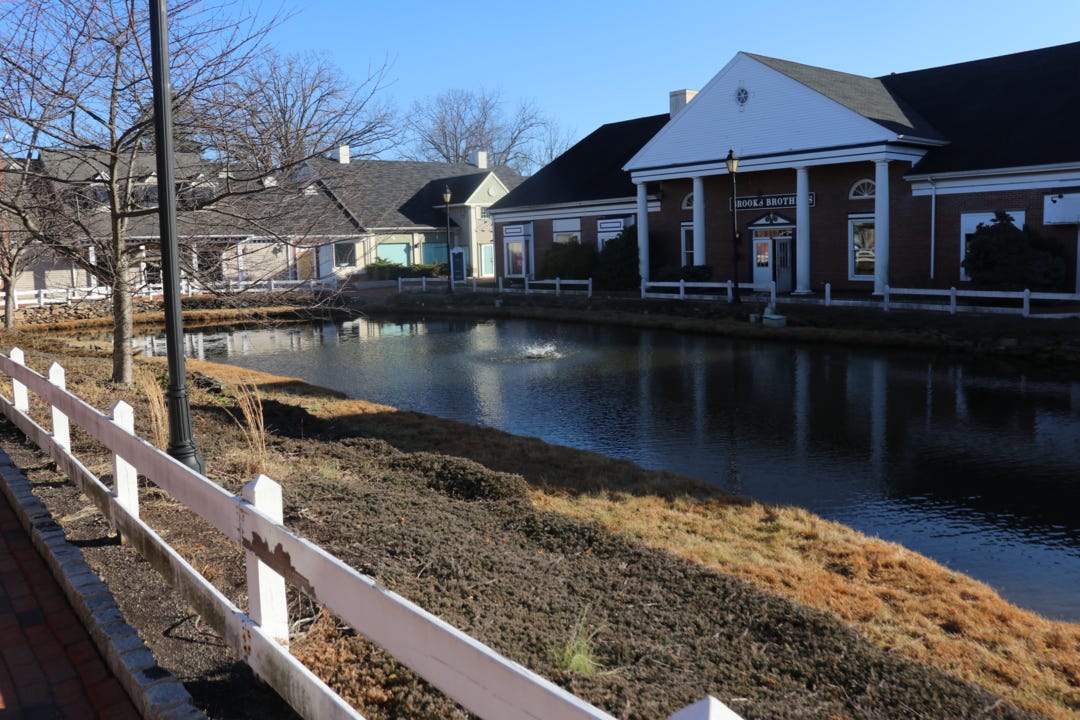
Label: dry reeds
xmin=226 ymin=382 xmax=268 ymax=475
xmin=136 ymin=369 xmax=169 ymax=450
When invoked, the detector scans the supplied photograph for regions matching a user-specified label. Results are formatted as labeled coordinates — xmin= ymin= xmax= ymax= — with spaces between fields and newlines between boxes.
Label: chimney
xmin=669 ymin=89 xmax=698 ymax=118
xmin=471 ymin=150 xmax=488 ymax=169
xmin=337 ymin=145 xmax=350 ymax=164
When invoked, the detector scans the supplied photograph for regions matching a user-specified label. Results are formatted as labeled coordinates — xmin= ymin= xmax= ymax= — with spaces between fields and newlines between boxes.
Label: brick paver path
xmin=0 ymin=489 xmax=140 ymax=719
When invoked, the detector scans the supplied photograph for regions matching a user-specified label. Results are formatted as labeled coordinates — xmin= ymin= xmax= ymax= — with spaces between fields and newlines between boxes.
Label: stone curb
xmin=0 ymin=455 xmax=206 ymax=720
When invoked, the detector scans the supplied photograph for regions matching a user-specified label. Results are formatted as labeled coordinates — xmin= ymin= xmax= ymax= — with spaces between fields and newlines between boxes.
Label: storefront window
xmin=849 ymin=216 xmax=875 ymax=279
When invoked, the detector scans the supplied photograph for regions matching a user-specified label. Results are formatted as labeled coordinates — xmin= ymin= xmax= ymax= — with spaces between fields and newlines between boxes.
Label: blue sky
xmin=265 ymin=0 xmax=1080 ymax=146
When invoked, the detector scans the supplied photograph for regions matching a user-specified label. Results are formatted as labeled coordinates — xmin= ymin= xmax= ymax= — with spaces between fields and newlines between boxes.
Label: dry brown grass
xmin=216 ymin=367 xmax=1079 ymax=718
xmin=531 ymin=491 xmax=1080 ymax=720
xmin=136 ymin=369 xmax=169 ymax=450
xmin=225 ymin=382 xmax=269 ymax=475
xmin=11 ymin=333 xmax=1077 ymax=720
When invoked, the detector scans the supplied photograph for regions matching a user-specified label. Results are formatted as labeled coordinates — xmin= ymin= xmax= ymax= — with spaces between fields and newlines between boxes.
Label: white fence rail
xmin=0 ymin=349 xmax=740 ymax=720
xmin=642 ymin=279 xmax=777 ymax=305
xmin=819 ymin=283 xmax=1080 ymax=317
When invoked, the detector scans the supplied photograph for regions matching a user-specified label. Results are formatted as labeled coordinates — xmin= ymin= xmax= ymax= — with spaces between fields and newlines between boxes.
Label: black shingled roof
xmin=491 ymin=114 xmax=668 ymax=211
xmin=746 ymin=54 xmax=945 ymax=143
xmin=882 ymin=41 xmax=1080 ymax=176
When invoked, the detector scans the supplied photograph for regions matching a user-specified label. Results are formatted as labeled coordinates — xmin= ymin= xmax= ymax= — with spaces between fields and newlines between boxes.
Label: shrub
xmin=365 ymin=260 xmax=446 ymax=280
xmin=593 ymin=227 xmax=641 ymax=290
xmin=962 ymin=211 xmax=1066 ymax=290
xmin=537 ymin=242 xmax=597 ymax=280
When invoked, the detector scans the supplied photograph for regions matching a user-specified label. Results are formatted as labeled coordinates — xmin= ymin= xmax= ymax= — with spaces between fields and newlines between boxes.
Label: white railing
xmin=817 ymin=283 xmax=1080 ymax=318
xmin=642 ymin=279 xmax=777 ymax=305
xmin=0 ymin=285 xmax=112 ymax=308
xmin=0 ymin=349 xmax=741 ymax=720
xmin=524 ymin=277 xmax=592 ymax=298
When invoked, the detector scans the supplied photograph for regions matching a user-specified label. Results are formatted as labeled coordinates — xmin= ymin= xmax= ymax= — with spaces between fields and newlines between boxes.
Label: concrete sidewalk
xmin=0 ymin=450 xmax=202 ymax=719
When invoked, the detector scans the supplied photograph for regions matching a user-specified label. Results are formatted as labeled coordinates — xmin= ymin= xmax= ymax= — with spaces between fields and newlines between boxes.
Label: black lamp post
xmin=726 ymin=149 xmax=741 ymax=304
xmin=149 ymin=0 xmax=204 ymax=472
xmin=442 ymin=185 xmax=453 ymax=293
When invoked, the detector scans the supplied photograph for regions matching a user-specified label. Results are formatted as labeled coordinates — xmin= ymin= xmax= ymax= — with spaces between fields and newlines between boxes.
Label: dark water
xmin=141 ymin=316 xmax=1080 ymax=622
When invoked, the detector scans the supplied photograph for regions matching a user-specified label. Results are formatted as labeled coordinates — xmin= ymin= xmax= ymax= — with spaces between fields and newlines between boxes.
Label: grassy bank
xmin=1 ymin=299 xmax=1077 ymax=718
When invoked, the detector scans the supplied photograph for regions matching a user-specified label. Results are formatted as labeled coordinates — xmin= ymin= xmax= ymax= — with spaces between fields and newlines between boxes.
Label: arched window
xmin=849 ymin=179 xmax=875 ymax=199
xmin=681 ymin=193 xmax=694 ymax=210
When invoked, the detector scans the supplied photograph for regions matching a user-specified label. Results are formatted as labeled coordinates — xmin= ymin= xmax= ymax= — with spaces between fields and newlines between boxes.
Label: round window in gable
xmin=734 ymin=87 xmax=750 ymax=106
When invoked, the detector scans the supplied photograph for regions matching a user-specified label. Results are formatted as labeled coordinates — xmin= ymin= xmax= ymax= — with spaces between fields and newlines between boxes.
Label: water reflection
xmin=138 ymin=317 xmax=1080 ymax=622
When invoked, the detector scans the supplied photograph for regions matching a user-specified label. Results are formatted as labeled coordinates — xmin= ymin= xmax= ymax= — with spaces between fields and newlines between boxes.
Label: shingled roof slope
xmin=492 ymin=114 xmax=668 ymax=211
xmin=881 ymin=41 xmax=1080 ymax=175
xmin=307 ymin=158 xmax=523 ymax=230
xmin=745 ymin=54 xmax=945 ymax=142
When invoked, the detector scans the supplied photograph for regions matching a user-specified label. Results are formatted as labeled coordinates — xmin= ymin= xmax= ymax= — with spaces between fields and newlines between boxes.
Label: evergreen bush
xmin=593 ymin=227 xmax=642 ymax=290
xmin=962 ymin=211 xmax=1066 ymax=290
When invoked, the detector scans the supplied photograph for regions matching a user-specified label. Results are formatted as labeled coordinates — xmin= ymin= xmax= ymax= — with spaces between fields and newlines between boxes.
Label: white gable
xmin=626 ymin=53 xmax=902 ymax=177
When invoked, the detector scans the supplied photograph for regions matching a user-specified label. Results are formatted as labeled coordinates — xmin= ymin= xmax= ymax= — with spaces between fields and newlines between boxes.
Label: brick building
xmin=493 ymin=42 xmax=1080 ymax=295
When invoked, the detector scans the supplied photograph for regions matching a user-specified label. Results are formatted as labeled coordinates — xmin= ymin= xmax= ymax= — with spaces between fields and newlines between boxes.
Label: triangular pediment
xmin=626 ymin=53 xmax=907 ymax=176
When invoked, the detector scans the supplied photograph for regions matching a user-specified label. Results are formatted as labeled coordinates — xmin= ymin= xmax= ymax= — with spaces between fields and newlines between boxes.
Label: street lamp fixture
xmin=726 ymin=148 xmax=741 ymax=304
xmin=442 ymin=185 xmax=453 ymax=293
xmin=149 ymin=0 xmax=204 ymax=473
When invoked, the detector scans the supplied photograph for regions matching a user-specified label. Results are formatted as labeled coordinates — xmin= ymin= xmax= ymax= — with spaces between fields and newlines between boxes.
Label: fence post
xmin=525 ymin=277 xmax=531 ymax=295
xmin=726 ymin=280 xmax=734 ymax=304
xmin=111 ymin=401 xmax=138 ymax=539
xmin=498 ymin=276 xmax=504 ymax=293
xmin=1023 ymin=288 xmax=1031 ymax=317
xmin=421 ymin=276 xmax=427 ymax=292
xmin=679 ymin=278 xmax=686 ymax=300
xmin=883 ymin=285 xmax=891 ymax=313
xmin=37 ymin=288 xmax=45 ymax=307
xmin=243 ymin=475 xmax=290 ymax=648
xmin=397 ymin=277 xmax=403 ymax=294
xmin=825 ymin=282 xmax=832 ymax=307
xmin=640 ymin=280 xmax=646 ymax=299
xmin=472 ymin=277 xmax=477 ymax=291
xmin=949 ymin=287 xmax=957 ymax=315
xmin=555 ymin=277 xmax=561 ymax=297
xmin=669 ymin=695 xmax=746 ymax=720
xmin=770 ymin=281 xmax=777 ymax=307
xmin=9 ymin=347 xmax=28 ymax=412
xmin=48 ymin=363 xmax=70 ymax=451
xmin=587 ymin=278 xmax=593 ymax=299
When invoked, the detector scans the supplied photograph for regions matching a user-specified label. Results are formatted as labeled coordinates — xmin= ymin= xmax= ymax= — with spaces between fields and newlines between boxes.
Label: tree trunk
xmin=2 ymin=277 xmax=15 ymax=330
xmin=111 ymin=264 xmax=134 ymax=385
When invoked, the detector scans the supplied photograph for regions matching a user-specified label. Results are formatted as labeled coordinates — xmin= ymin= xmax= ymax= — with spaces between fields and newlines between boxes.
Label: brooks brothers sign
xmin=733 ymin=192 xmax=816 ymax=210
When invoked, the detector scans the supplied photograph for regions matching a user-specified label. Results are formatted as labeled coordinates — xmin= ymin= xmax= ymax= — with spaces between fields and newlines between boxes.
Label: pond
xmin=140 ymin=316 xmax=1080 ymax=622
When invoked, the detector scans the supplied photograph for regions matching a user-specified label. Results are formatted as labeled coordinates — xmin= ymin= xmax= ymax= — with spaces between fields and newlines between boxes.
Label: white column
xmin=874 ymin=159 xmax=891 ymax=295
xmin=636 ymin=182 xmax=650 ymax=282
xmin=795 ymin=166 xmax=811 ymax=293
xmin=692 ymin=176 xmax=705 ymax=265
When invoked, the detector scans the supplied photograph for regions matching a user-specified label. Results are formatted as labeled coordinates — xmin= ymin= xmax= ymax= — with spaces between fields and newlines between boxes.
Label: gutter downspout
xmin=929 ymin=177 xmax=937 ymax=280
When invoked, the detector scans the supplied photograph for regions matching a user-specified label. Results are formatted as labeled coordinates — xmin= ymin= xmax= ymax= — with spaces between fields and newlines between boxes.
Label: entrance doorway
xmin=751 ymin=224 xmax=794 ymax=294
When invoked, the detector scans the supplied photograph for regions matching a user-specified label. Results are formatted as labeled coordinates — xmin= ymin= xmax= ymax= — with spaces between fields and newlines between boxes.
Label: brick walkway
xmin=0 ymin=489 xmax=140 ymax=719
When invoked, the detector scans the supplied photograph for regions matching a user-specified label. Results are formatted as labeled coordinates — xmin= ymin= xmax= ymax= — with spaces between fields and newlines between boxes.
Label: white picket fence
xmin=0 ymin=349 xmax=742 ymax=720
xmin=399 ymin=275 xmax=594 ymax=298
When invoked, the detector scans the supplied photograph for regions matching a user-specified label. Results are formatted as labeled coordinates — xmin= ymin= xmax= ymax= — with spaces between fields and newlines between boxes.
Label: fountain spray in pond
xmin=520 ymin=342 xmax=562 ymax=360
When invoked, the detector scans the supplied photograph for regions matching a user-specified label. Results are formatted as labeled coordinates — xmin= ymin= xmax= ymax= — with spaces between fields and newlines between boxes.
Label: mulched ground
xmin=0 ymin=338 xmax=1049 ymax=720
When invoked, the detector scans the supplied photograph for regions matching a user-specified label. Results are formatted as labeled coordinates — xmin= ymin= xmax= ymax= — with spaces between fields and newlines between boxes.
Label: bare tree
xmin=201 ymin=49 xmax=397 ymax=175
xmin=404 ymin=88 xmax=570 ymax=174
xmin=0 ymin=0 xmax=390 ymax=383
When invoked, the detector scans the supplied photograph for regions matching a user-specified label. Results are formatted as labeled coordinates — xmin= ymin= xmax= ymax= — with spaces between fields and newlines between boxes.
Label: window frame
xmin=680 ymin=223 xmax=694 ymax=267
xmin=333 ymin=240 xmax=357 ymax=268
xmin=553 ymin=218 xmax=581 ymax=245
xmin=847 ymin=213 xmax=876 ymax=281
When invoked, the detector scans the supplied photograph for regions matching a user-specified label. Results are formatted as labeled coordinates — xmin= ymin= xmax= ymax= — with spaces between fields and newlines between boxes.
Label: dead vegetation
xmin=0 ymin=326 xmax=1073 ymax=720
